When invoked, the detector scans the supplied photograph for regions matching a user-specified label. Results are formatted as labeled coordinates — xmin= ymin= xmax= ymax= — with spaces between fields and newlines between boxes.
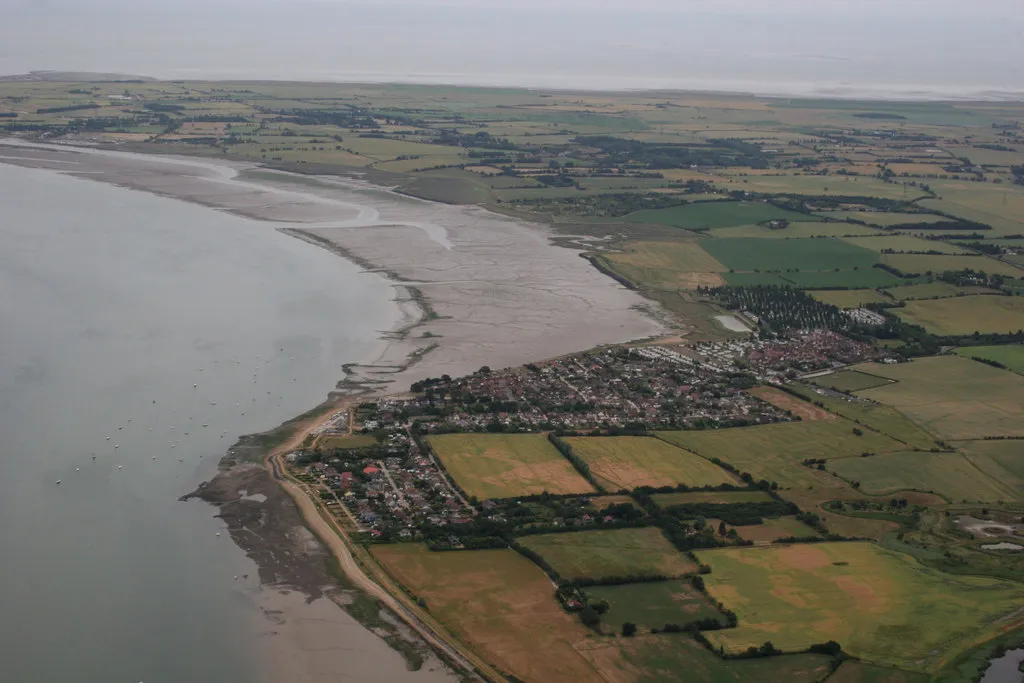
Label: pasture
xmin=600 ymin=241 xmax=726 ymax=290
xmin=584 ymin=581 xmax=722 ymax=631
xmin=881 ymin=253 xmax=1023 ymax=277
xmin=953 ymin=440 xmax=1024 ymax=501
xmin=895 ymin=295 xmax=1024 ymax=335
xmin=657 ymin=419 xmax=903 ymax=488
xmin=827 ymin=452 xmax=1019 ymax=503
xmin=518 ymin=527 xmax=697 ymax=580
xmin=842 ymin=235 xmax=969 ymax=254
xmin=579 ymin=634 xmax=833 ymax=683
xmin=812 ymin=369 xmax=895 ymax=393
xmin=826 ymin=661 xmax=932 ymax=683
xmin=427 ymin=433 xmax=594 ymax=499
xmin=731 ymin=516 xmax=821 ymax=543
xmin=700 ymin=237 xmax=879 ymax=272
xmin=651 ymin=490 xmax=774 ymax=506
xmin=856 ymin=356 xmax=1024 ymax=439
xmin=954 ymin=343 xmax=1024 ymax=373
xmin=710 ymin=221 xmax=883 ymax=239
xmin=371 ymin=544 xmax=602 ymax=682
xmin=810 ymin=288 xmax=890 ymax=308
xmin=565 ymin=436 xmax=736 ymax=490
xmin=623 ymin=201 xmax=813 ymax=230
xmin=316 ymin=433 xmax=378 ymax=450
xmin=883 ymin=281 xmax=980 ymax=300
xmin=695 ymin=543 xmax=1024 ymax=672
xmin=782 ymin=269 xmax=907 ymax=289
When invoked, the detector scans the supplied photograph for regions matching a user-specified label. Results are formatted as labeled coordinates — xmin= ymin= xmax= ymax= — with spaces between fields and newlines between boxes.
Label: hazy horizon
xmin=2 ymin=0 xmax=1024 ymax=98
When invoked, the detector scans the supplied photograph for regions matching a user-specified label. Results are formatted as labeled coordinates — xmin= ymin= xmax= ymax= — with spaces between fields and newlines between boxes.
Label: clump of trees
xmin=702 ymin=285 xmax=852 ymax=332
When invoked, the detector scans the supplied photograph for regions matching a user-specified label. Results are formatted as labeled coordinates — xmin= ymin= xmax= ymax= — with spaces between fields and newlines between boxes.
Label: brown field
xmin=749 ymin=386 xmax=833 ymax=421
xmin=601 ymin=241 xmax=726 ymax=291
xmin=565 ymin=436 xmax=736 ymax=491
xmin=372 ymin=544 xmax=603 ymax=682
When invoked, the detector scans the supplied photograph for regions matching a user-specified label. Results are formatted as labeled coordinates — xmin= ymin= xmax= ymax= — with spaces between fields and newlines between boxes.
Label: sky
xmin=2 ymin=0 xmax=1022 ymax=98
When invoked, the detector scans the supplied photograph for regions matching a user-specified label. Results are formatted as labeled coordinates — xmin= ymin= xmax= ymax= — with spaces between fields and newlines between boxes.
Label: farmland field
xmin=827 ymin=452 xmax=1019 ymax=503
xmin=953 ymin=343 xmax=1024 ymax=373
xmin=731 ymin=516 xmax=821 ymax=543
xmin=781 ymin=269 xmax=907 ymax=289
xmin=600 ymin=241 xmax=726 ymax=290
xmin=812 ymin=369 xmax=894 ymax=393
xmin=578 ymin=634 xmax=833 ymax=683
xmin=623 ymin=201 xmax=814 ymax=230
xmin=810 ymin=289 xmax=890 ymax=308
xmin=785 ymin=384 xmax=940 ymax=450
xmin=695 ymin=543 xmax=1024 ymax=672
xmin=894 ymin=295 xmax=1024 ymax=335
xmin=316 ymin=433 xmax=377 ymax=450
xmin=371 ymin=544 xmax=602 ymax=682
xmin=842 ymin=235 xmax=969 ymax=254
xmin=856 ymin=356 xmax=1024 ymax=439
xmin=748 ymin=386 xmax=833 ymax=421
xmin=584 ymin=581 xmax=722 ymax=631
xmin=953 ymin=440 xmax=1024 ymax=501
xmin=883 ymin=281 xmax=983 ymax=300
xmin=880 ymin=253 xmax=1023 ymax=277
xmin=657 ymin=419 xmax=903 ymax=488
xmin=826 ymin=660 xmax=932 ymax=683
xmin=710 ymin=221 xmax=883 ymax=239
xmin=651 ymin=490 xmax=774 ymax=506
xmin=427 ymin=433 xmax=594 ymax=499
xmin=700 ymin=237 xmax=879 ymax=272
xmin=518 ymin=527 xmax=697 ymax=579
xmin=564 ymin=436 xmax=736 ymax=490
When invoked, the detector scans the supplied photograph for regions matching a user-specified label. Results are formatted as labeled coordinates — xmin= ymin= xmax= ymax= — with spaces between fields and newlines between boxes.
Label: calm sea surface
xmin=0 ymin=163 xmax=397 ymax=682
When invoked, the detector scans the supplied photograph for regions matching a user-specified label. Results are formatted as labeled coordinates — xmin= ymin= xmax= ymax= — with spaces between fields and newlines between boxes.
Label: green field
xmin=810 ymin=289 xmax=890 ymax=308
xmin=584 ymin=581 xmax=722 ymax=631
xmin=856 ymin=356 xmax=1024 ymax=439
xmin=580 ymin=634 xmax=833 ymax=683
xmin=624 ymin=201 xmax=814 ymax=230
xmin=812 ymin=369 xmax=894 ymax=392
xmin=895 ymin=295 xmax=1024 ymax=335
xmin=711 ymin=221 xmax=883 ymax=239
xmin=316 ymin=433 xmax=378 ymax=450
xmin=721 ymin=272 xmax=798 ymax=287
xmin=564 ymin=436 xmax=736 ymax=490
xmin=657 ymin=420 xmax=903 ymax=488
xmin=651 ymin=490 xmax=774 ymax=506
xmin=518 ymin=527 xmax=697 ymax=580
xmin=782 ymin=269 xmax=908 ymax=289
xmin=827 ymin=452 xmax=1020 ymax=502
xmin=700 ymin=237 xmax=879 ymax=272
xmin=842 ymin=235 xmax=969 ymax=254
xmin=695 ymin=542 xmax=1024 ymax=672
xmin=881 ymin=253 xmax=1023 ymax=277
xmin=954 ymin=344 xmax=1024 ymax=373
xmin=731 ymin=516 xmax=822 ymax=543
xmin=427 ymin=433 xmax=594 ymax=499
xmin=883 ymin=281 xmax=981 ymax=300
xmin=953 ymin=440 xmax=1024 ymax=501
xmin=821 ymin=211 xmax=951 ymax=227
xmin=785 ymin=385 xmax=940 ymax=450
xmin=826 ymin=660 xmax=932 ymax=683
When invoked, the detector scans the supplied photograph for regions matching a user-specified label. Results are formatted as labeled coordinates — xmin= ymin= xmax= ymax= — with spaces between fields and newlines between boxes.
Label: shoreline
xmin=0 ymin=138 xmax=665 ymax=681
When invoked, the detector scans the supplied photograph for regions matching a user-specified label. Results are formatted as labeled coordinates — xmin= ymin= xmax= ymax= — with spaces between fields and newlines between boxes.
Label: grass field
xmin=584 ymin=581 xmax=722 ymax=631
xmin=578 ymin=634 xmax=834 ymax=683
xmin=371 ymin=544 xmax=602 ymax=682
xmin=883 ymin=281 xmax=982 ymax=300
xmin=855 ymin=356 xmax=1024 ymax=439
xmin=427 ymin=433 xmax=594 ymax=499
xmin=519 ymin=527 xmax=696 ymax=579
xmin=710 ymin=221 xmax=883 ymax=239
xmin=812 ymin=370 xmax=895 ymax=393
xmin=827 ymin=452 xmax=1020 ymax=503
xmin=623 ymin=201 xmax=814 ymax=230
xmin=651 ymin=490 xmax=774 ymax=506
xmin=316 ymin=433 xmax=378 ymax=449
xmin=600 ymin=241 xmax=726 ymax=290
xmin=954 ymin=344 xmax=1024 ymax=373
xmin=785 ymin=385 xmax=940 ymax=450
xmin=700 ymin=237 xmax=879 ymax=272
xmin=952 ymin=440 xmax=1024 ymax=502
xmin=657 ymin=419 xmax=903 ymax=488
xmin=749 ymin=386 xmax=833 ymax=421
xmin=564 ymin=436 xmax=736 ymax=490
xmin=695 ymin=542 xmax=1024 ymax=672
xmin=810 ymin=289 xmax=890 ymax=308
xmin=842 ymin=235 xmax=969 ymax=254
xmin=826 ymin=660 xmax=932 ymax=683
xmin=895 ymin=295 xmax=1024 ymax=335
xmin=731 ymin=516 xmax=821 ymax=543
xmin=781 ymin=269 xmax=908 ymax=289
xmin=881 ymin=253 xmax=1023 ymax=277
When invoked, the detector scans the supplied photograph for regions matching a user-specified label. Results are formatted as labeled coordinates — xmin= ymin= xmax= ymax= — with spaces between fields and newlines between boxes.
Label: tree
xmin=621 ymin=622 xmax=637 ymax=637
xmin=580 ymin=605 xmax=601 ymax=629
xmin=718 ymin=520 xmax=728 ymax=536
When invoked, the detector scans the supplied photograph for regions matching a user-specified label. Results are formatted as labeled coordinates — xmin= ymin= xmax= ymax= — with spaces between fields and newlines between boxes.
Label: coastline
xmin=0 ymin=139 xmax=665 ymax=681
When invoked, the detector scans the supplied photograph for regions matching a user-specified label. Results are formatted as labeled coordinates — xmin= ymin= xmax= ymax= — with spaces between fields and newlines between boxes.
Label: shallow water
xmin=981 ymin=648 xmax=1024 ymax=683
xmin=0 ymin=163 xmax=402 ymax=682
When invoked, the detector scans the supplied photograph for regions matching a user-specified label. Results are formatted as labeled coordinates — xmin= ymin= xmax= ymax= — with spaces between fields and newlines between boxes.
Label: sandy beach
xmin=0 ymin=139 xmax=664 ymax=681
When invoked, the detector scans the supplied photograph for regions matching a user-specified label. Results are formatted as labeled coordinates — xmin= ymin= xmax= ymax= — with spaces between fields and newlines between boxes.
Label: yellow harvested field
xmin=564 ymin=436 xmax=736 ymax=490
xmin=748 ymin=386 xmax=834 ymax=421
xmin=881 ymin=253 xmax=1022 ymax=277
xmin=372 ymin=545 xmax=602 ymax=682
xmin=428 ymin=434 xmax=594 ymax=499
xmin=894 ymin=295 xmax=1024 ymax=335
xmin=601 ymin=241 xmax=726 ymax=290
